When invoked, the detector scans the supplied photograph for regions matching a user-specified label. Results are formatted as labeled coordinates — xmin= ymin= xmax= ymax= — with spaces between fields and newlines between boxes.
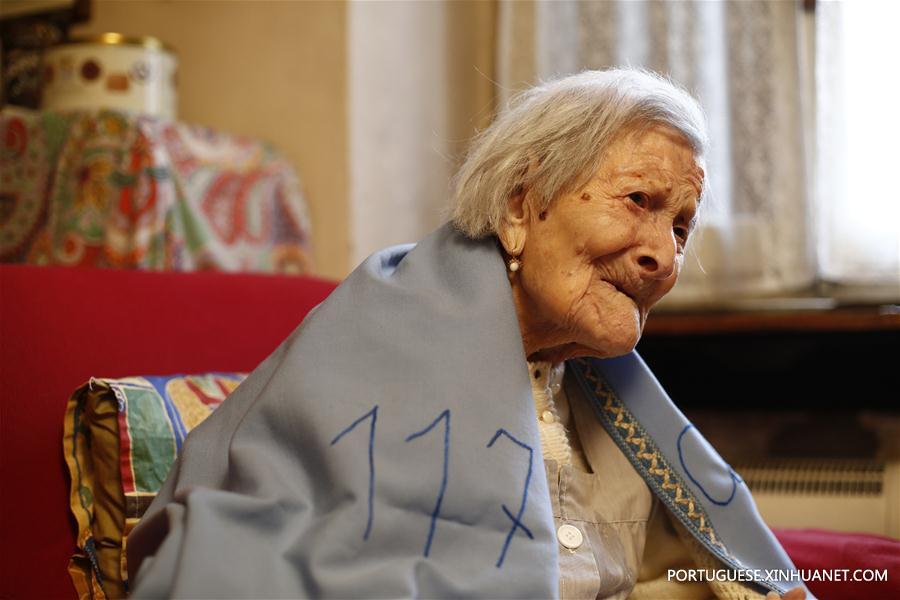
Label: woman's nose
xmin=636 ymin=223 xmax=676 ymax=280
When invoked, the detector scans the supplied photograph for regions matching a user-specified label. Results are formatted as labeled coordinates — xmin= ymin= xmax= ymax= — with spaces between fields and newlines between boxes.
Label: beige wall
xmin=73 ymin=0 xmax=350 ymax=278
xmin=445 ymin=0 xmax=497 ymax=153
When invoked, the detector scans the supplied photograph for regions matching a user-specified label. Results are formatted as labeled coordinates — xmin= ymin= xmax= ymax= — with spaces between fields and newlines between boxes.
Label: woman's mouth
xmin=601 ymin=279 xmax=637 ymax=303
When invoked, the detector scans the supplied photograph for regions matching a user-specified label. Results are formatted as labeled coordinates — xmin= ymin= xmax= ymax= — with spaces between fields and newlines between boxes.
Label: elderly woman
xmin=128 ymin=69 xmax=810 ymax=599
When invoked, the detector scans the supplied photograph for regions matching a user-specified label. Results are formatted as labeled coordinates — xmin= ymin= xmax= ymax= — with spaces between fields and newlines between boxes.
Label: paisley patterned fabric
xmin=63 ymin=373 xmax=246 ymax=599
xmin=0 ymin=107 xmax=312 ymax=273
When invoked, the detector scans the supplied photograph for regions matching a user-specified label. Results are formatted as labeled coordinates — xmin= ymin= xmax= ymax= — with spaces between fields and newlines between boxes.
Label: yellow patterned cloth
xmin=63 ymin=373 xmax=245 ymax=599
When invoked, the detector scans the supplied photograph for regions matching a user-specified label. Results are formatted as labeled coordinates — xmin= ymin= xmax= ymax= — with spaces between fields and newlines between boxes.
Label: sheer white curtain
xmin=498 ymin=0 xmax=899 ymax=306
xmin=816 ymin=0 xmax=900 ymax=293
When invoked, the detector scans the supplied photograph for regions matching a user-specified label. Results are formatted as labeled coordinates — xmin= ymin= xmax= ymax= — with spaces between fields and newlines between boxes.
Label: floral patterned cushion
xmin=63 ymin=373 xmax=245 ymax=599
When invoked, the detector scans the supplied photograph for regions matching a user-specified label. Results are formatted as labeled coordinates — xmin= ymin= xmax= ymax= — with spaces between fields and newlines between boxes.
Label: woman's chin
xmin=527 ymin=308 xmax=643 ymax=363
xmin=535 ymin=332 xmax=639 ymax=363
xmin=590 ymin=327 xmax=642 ymax=358
xmin=598 ymin=338 xmax=639 ymax=358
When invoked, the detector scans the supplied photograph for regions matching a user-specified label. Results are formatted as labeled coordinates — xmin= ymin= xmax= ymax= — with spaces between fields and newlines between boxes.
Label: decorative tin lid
xmin=57 ymin=32 xmax=175 ymax=53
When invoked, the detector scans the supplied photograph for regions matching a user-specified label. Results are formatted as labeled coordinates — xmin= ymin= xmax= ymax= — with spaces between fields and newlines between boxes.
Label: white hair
xmin=449 ymin=68 xmax=709 ymax=238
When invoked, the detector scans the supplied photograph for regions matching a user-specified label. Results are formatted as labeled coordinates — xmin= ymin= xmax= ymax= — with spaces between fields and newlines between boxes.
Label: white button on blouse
xmin=557 ymin=523 xmax=584 ymax=550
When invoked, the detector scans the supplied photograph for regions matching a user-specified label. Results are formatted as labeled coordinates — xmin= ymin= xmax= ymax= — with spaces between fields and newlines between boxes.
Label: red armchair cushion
xmin=774 ymin=528 xmax=900 ymax=600
xmin=0 ymin=264 xmax=336 ymax=599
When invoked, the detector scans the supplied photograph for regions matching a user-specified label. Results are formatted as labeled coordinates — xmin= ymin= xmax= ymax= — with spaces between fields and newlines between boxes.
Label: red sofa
xmin=0 ymin=264 xmax=337 ymax=599
xmin=1 ymin=264 xmax=897 ymax=599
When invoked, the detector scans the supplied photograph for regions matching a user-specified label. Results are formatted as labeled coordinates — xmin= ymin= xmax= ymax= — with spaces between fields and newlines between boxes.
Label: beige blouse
xmin=529 ymin=362 xmax=766 ymax=600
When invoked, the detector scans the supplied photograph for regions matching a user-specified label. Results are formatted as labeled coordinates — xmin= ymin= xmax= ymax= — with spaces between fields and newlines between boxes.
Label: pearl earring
xmin=508 ymin=257 xmax=521 ymax=273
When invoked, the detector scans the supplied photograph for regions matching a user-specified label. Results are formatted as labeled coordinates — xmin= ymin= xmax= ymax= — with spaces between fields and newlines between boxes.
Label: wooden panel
xmin=645 ymin=307 xmax=900 ymax=335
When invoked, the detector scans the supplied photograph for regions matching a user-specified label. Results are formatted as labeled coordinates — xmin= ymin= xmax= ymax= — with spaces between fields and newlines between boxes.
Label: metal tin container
xmin=41 ymin=33 xmax=178 ymax=118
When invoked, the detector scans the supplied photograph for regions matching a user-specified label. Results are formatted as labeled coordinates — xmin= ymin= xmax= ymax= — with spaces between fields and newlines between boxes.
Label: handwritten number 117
xmin=332 ymin=407 xmax=533 ymax=567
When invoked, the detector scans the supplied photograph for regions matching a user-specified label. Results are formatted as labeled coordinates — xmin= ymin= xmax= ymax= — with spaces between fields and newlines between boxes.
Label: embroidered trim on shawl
xmin=569 ymin=358 xmax=789 ymax=597
xmin=569 ymin=359 xmax=734 ymax=560
xmin=572 ymin=358 xmax=793 ymax=596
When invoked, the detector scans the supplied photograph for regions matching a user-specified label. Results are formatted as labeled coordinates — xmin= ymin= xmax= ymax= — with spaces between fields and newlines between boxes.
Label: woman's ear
xmin=497 ymin=184 xmax=532 ymax=257
xmin=498 ymin=156 xmax=540 ymax=257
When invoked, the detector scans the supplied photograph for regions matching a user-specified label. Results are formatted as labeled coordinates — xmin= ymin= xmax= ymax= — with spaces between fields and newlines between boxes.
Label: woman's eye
xmin=628 ymin=192 xmax=649 ymax=207
xmin=673 ymin=227 xmax=689 ymax=252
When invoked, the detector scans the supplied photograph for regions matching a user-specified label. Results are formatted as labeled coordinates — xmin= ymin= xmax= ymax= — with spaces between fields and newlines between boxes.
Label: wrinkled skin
xmin=498 ymin=125 xmax=704 ymax=363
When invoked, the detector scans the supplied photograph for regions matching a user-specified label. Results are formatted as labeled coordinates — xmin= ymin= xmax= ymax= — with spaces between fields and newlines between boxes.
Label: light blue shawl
xmin=128 ymin=224 xmax=810 ymax=598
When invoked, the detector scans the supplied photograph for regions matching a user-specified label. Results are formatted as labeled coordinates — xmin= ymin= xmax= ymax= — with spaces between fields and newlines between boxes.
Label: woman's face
xmin=502 ymin=125 xmax=704 ymax=362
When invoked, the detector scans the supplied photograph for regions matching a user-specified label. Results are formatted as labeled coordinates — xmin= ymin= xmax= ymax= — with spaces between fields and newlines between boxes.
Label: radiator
xmin=734 ymin=459 xmax=900 ymax=537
